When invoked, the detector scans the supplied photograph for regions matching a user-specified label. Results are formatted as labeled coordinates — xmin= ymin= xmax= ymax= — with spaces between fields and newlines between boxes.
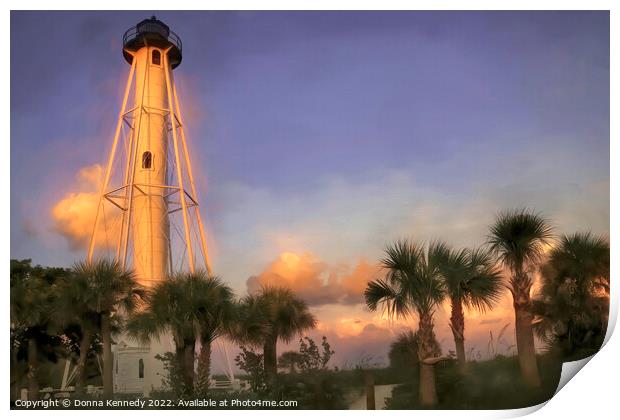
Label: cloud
xmin=51 ymin=164 xmax=121 ymax=251
xmin=246 ymin=252 xmax=382 ymax=306
xmin=322 ymin=323 xmax=397 ymax=368
xmin=270 ymin=313 xmax=404 ymax=368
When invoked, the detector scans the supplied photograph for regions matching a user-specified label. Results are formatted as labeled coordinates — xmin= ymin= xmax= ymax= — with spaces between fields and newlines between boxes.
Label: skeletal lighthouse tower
xmin=87 ymin=16 xmax=211 ymax=284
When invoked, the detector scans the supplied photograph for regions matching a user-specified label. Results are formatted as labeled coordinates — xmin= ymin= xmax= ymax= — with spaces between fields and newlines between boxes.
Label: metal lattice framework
xmin=86 ymin=47 xmax=212 ymax=277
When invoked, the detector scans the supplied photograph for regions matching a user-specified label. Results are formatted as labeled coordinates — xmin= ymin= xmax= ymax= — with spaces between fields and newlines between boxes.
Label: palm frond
xmin=365 ymin=278 xmax=411 ymax=319
xmin=126 ymin=270 xmax=236 ymax=345
xmin=231 ymin=286 xmax=317 ymax=345
xmin=366 ymin=239 xmax=446 ymax=320
xmin=487 ymin=208 xmax=555 ymax=272
xmin=461 ymin=247 xmax=504 ymax=313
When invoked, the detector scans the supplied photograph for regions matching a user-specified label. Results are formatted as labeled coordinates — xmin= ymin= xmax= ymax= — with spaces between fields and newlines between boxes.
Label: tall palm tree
xmin=487 ymin=209 xmax=554 ymax=387
xmin=533 ymin=232 xmax=609 ymax=359
xmin=364 ymin=240 xmax=446 ymax=406
xmin=435 ymin=244 xmax=503 ymax=372
xmin=72 ymin=259 xmax=143 ymax=397
xmin=234 ymin=286 xmax=317 ymax=382
xmin=128 ymin=271 xmax=234 ymax=395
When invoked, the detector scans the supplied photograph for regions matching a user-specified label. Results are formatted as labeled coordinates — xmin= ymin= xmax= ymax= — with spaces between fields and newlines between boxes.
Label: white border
xmin=3 ymin=1 xmax=616 ymax=419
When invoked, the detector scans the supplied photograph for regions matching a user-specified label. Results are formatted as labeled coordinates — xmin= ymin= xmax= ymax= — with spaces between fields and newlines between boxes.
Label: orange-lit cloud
xmin=51 ymin=164 xmax=121 ymax=251
xmin=246 ymin=252 xmax=383 ymax=306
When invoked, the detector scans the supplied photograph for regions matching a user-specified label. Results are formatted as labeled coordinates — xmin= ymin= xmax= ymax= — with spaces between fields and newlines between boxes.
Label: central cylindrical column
xmin=131 ymin=46 xmax=170 ymax=286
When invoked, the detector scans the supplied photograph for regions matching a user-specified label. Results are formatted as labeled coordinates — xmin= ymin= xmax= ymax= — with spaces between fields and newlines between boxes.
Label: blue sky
xmin=10 ymin=11 xmax=609 ymax=365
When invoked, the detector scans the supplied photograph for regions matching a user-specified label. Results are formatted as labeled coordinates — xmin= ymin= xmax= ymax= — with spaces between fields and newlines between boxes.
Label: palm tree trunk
xmin=182 ymin=339 xmax=195 ymax=394
xmin=450 ymin=297 xmax=467 ymax=373
xmin=263 ymin=334 xmax=278 ymax=383
xmin=513 ymin=296 xmax=541 ymax=387
xmin=511 ymin=270 xmax=541 ymax=386
xmin=101 ymin=312 xmax=113 ymax=397
xmin=419 ymin=363 xmax=437 ymax=407
xmin=76 ymin=329 xmax=92 ymax=395
xmin=27 ymin=336 xmax=39 ymax=400
xmin=195 ymin=338 xmax=211 ymax=395
xmin=417 ymin=311 xmax=438 ymax=406
xmin=173 ymin=340 xmax=187 ymax=395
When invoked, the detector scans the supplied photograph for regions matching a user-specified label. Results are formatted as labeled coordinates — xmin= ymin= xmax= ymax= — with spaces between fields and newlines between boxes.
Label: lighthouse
xmin=124 ymin=19 xmax=173 ymax=286
xmin=86 ymin=16 xmax=212 ymax=394
xmin=88 ymin=16 xmax=211 ymax=282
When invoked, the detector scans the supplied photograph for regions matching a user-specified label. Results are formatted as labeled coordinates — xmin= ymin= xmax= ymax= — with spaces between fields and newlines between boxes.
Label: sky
xmin=10 ymin=11 xmax=609 ymax=369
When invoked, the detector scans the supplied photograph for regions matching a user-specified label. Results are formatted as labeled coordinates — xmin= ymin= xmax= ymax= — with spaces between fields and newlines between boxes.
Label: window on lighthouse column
xmin=142 ymin=151 xmax=152 ymax=169
xmin=152 ymin=49 xmax=161 ymax=66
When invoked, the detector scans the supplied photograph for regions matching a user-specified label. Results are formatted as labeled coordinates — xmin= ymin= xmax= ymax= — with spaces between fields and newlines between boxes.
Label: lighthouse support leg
xmin=87 ymin=57 xmax=136 ymax=262
xmin=163 ymin=49 xmax=195 ymax=273
xmin=171 ymin=76 xmax=213 ymax=275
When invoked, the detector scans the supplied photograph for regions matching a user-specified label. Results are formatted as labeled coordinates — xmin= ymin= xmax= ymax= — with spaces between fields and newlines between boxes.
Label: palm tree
xmin=435 ymin=244 xmax=503 ymax=372
xmin=544 ymin=232 xmax=609 ymax=295
xmin=234 ymin=286 xmax=317 ymax=382
xmin=128 ymin=276 xmax=196 ymax=395
xmin=128 ymin=271 xmax=234 ymax=395
xmin=10 ymin=260 xmax=56 ymax=400
xmin=54 ymin=271 xmax=103 ymax=395
xmin=364 ymin=240 xmax=446 ymax=406
xmin=533 ymin=232 xmax=609 ymax=359
xmin=72 ymin=259 xmax=143 ymax=397
xmin=191 ymin=274 xmax=235 ymax=395
xmin=487 ymin=209 xmax=554 ymax=387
